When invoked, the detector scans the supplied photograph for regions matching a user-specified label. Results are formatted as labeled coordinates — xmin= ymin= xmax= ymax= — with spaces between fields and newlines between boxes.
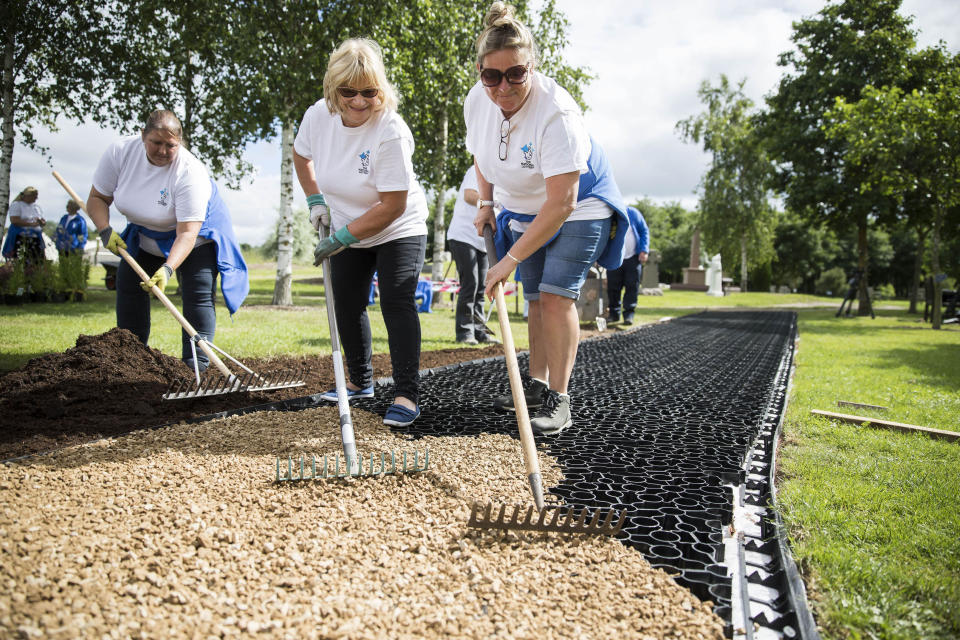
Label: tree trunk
xmin=908 ymin=226 xmax=927 ymax=315
xmin=856 ymin=212 xmax=872 ymax=317
xmin=931 ymin=205 xmax=943 ymax=330
xmin=272 ymin=119 xmax=295 ymax=306
xmin=0 ymin=26 xmax=15 ymax=249
xmin=740 ymin=233 xmax=748 ymax=293
xmin=431 ymin=106 xmax=450 ymax=283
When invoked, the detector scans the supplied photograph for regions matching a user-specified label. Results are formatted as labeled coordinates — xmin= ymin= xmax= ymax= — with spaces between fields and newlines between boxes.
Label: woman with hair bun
xmin=467 ymin=2 xmax=629 ymax=435
xmin=294 ymin=38 xmax=429 ymax=428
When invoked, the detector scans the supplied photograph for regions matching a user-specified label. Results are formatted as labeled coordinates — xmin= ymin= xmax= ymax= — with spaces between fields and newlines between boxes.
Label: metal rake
xmin=275 ymin=448 xmax=430 ymax=482
xmin=468 ymin=502 xmax=626 ymax=536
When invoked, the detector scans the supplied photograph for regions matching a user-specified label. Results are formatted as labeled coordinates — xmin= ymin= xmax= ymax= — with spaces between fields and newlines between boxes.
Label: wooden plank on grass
xmin=811 ymin=410 xmax=959 ymax=442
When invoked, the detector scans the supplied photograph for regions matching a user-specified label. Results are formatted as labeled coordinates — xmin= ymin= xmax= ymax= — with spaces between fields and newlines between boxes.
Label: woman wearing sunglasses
xmin=466 ymin=2 xmax=630 ymax=436
xmin=293 ymin=38 xmax=429 ymax=428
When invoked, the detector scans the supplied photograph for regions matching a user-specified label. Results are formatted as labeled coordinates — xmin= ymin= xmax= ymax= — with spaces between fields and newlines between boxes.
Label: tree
xmin=633 ymin=197 xmax=697 ymax=284
xmin=1 ymin=0 xmax=113 ymax=246
xmin=762 ymin=0 xmax=916 ymax=315
xmin=676 ymin=75 xmax=776 ymax=291
xmin=824 ymin=50 xmax=960 ymax=328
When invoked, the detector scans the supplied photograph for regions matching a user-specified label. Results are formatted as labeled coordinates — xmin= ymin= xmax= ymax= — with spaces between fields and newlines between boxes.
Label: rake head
xmin=275 ymin=448 xmax=430 ymax=482
xmin=467 ymin=502 xmax=626 ymax=536
xmin=163 ymin=368 xmax=306 ymax=400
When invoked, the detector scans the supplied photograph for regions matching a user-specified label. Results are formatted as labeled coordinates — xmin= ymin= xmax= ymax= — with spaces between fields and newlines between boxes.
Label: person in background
xmin=606 ymin=205 xmax=649 ymax=326
xmin=467 ymin=2 xmax=629 ymax=435
xmin=295 ymin=38 xmax=429 ymax=428
xmin=86 ymin=109 xmax=249 ymax=372
xmin=446 ymin=165 xmax=498 ymax=344
xmin=2 ymin=186 xmax=47 ymax=264
xmin=54 ymin=199 xmax=88 ymax=256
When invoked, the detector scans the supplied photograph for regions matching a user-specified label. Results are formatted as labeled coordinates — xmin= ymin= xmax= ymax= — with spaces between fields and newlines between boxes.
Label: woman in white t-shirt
xmin=86 ymin=110 xmax=249 ymax=372
xmin=466 ymin=2 xmax=629 ymax=436
xmin=294 ymin=38 xmax=429 ymax=428
xmin=2 ymin=186 xmax=47 ymax=263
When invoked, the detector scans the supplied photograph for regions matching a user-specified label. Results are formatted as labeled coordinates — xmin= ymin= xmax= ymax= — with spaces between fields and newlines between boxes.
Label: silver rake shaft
xmin=275 ymin=448 xmax=430 ymax=482
xmin=467 ymin=502 xmax=626 ymax=536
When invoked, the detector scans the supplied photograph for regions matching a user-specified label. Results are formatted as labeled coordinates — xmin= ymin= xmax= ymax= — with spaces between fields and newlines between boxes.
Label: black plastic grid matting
xmin=358 ymin=309 xmax=800 ymax=635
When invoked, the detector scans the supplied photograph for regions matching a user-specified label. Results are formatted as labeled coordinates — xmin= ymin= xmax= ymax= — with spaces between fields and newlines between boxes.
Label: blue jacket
xmin=55 ymin=214 xmax=88 ymax=253
xmin=120 ymin=180 xmax=249 ymax=314
xmin=627 ymin=206 xmax=649 ymax=255
xmin=2 ymin=225 xmax=42 ymax=259
xmin=494 ymin=136 xmax=629 ymax=271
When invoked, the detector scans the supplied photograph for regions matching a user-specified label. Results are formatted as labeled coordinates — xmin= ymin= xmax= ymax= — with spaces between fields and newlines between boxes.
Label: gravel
xmin=1 ymin=406 xmax=724 ymax=638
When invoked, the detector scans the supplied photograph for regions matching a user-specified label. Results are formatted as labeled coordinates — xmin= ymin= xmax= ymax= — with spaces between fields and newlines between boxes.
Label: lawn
xmin=1 ymin=259 xmax=957 ymax=639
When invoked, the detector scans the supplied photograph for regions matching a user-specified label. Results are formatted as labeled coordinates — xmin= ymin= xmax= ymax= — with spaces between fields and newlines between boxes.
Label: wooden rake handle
xmin=483 ymin=226 xmax=545 ymax=511
xmin=51 ymin=170 xmax=233 ymax=380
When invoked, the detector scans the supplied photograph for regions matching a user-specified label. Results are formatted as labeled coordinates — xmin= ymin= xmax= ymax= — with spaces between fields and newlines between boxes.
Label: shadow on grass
xmin=873 ymin=343 xmax=960 ymax=391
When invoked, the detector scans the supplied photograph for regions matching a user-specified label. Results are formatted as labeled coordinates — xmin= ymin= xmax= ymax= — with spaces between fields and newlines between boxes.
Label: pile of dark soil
xmin=0 ymin=328 xmax=502 ymax=460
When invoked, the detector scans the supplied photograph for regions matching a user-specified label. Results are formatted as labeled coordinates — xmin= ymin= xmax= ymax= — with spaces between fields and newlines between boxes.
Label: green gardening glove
xmin=313 ymin=225 xmax=358 ymax=266
xmin=99 ymin=226 xmax=127 ymax=256
xmin=141 ymin=263 xmax=173 ymax=294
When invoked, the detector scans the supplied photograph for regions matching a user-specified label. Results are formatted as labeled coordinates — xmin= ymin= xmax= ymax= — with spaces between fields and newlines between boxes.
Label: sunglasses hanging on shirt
xmin=479 ymin=64 xmax=530 ymax=87
xmin=337 ymin=87 xmax=379 ymax=99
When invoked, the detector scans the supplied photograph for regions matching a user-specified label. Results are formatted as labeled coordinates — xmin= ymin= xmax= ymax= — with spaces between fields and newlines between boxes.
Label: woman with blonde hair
xmin=294 ymin=38 xmax=429 ymax=427
xmin=467 ymin=2 xmax=629 ymax=435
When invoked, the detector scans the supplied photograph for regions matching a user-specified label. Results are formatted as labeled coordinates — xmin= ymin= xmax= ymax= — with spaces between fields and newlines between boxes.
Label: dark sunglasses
xmin=479 ymin=64 xmax=529 ymax=87
xmin=337 ymin=87 xmax=379 ymax=99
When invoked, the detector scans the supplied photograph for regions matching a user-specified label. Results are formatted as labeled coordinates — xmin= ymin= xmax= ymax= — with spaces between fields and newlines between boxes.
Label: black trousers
xmin=329 ymin=235 xmax=426 ymax=404
xmin=606 ymin=254 xmax=642 ymax=318
xmin=116 ymin=243 xmax=218 ymax=370
xmin=448 ymin=239 xmax=488 ymax=341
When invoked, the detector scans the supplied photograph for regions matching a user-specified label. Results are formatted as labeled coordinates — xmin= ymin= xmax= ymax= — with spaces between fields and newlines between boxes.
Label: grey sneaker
xmin=530 ymin=390 xmax=572 ymax=435
xmin=493 ymin=376 xmax=547 ymax=411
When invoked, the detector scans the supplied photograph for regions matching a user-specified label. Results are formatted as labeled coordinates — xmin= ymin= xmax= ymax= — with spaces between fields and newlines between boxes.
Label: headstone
xmin=641 ymin=250 xmax=661 ymax=289
xmin=706 ymin=254 xmax=724 ymax=296
xmin=674 ymin=228 xmax=708 ymax=291
xmin=576 ymin=266 xmax=604 ymax=321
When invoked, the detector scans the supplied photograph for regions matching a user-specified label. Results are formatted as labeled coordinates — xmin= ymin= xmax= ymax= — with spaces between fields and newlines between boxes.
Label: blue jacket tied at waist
xmin=1 ymin=225 xmax=42 ymax=259
xmin=494 ymin=136 xmax=629 ymax=271
xmin=120 ymin=180 xmax=249 ymax=314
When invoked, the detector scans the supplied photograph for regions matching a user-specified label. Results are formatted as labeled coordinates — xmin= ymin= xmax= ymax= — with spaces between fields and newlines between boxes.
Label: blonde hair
xmin=66 ymin=199 xmax=81 ymax=213
xmin=323 ymin=38 xmax=398 ymax=115
xmin=475 ymin=2 xmax=538 ymax=68
xmin=13 ymin=186 xmax=38 ymax=202
xmin=143 ymin=109 xmax=183 ymax=141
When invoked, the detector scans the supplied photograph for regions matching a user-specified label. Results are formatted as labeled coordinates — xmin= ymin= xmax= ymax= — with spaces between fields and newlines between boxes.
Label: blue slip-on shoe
xmin=383 ymin=404 xmax=421 ymax=427
xmin=319 ymin=386 xmax=375 ymax=402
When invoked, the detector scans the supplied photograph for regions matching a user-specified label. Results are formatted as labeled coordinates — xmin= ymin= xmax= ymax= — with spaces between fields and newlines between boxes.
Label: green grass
xmin=778 ymin=309 xmax=960 ymax=640
xmin=1 ymin=261 xmax=958 ymax=639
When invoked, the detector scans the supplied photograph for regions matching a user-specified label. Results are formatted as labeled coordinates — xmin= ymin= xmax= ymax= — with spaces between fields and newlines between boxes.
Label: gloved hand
xmin=99 ymin=226 xmax=127 ymax=255
xmin=313 ymin=226 xmax=359 ymax=266
xmin=141 ymin=263 xmax=173 ymax=294
xmin=307 ymin=193 xmax=329 ymax=231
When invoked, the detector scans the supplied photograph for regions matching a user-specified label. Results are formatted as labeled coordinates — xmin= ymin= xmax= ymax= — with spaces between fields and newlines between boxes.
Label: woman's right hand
xmin=473 ymin=205 xmax=496 ymax=237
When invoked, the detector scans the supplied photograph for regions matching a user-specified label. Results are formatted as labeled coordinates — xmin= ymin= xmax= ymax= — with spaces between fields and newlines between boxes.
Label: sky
xmin=8 ymin=0 xmax=960 ymax=246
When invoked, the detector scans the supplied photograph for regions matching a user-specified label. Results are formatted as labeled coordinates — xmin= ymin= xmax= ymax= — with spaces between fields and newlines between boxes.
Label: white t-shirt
xmin=93 ymin=135 xmax=212 ymax=256
xmin=464 ymin=72 xmax=611 ymax=223
xmin=622 ymin=226 xmax=637 ymax=260
xmin=8 ymin=201 xmax=44 ymax=225
xmin=293 ymin=100 xmax=428 ymax=248
xmin=445 ymin=166 xmax=485 ymax=252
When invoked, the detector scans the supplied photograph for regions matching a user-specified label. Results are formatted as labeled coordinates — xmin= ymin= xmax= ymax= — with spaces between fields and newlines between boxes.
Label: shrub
xmin=874 ymin=283 xmax=896 ymax=300
xmin=58 ymin=252 xmax=90 ymax=298
xmin=815 ymin=267 xmax=847 ymax=297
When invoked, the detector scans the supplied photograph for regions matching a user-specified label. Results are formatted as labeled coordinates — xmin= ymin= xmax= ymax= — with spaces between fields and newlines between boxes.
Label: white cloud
xmin=8 ymin=0 xmax=960 ymax=240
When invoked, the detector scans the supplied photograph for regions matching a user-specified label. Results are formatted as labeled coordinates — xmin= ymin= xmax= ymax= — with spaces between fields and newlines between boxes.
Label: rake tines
xmin=274 ymin=448 xmax=430 ymax=482
xmin=244 ymin=366 xmax=307 ymax=393
xmin=162 ymin=371 xmax=250 ymax=400
xmin=467 ymin=502 xmax=626 ymax=536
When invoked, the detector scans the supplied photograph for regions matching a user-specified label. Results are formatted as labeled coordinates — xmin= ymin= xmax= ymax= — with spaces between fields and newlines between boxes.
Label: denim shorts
xmin=511 ymin=216 xmax=613 ymax=301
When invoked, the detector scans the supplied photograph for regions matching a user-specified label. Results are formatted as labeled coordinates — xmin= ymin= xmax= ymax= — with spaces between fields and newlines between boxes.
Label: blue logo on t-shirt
xmin=158 ymin=189 xmax=169 ymax=206
xmin=358 ymin=150 xmax=370 ymax=174
xmin=520 ymin=143 xmax=535 ymax=169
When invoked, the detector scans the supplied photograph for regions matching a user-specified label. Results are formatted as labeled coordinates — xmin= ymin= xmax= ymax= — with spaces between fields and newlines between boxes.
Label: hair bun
xmin=484 ymin=1 xmax=514 ymax=28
